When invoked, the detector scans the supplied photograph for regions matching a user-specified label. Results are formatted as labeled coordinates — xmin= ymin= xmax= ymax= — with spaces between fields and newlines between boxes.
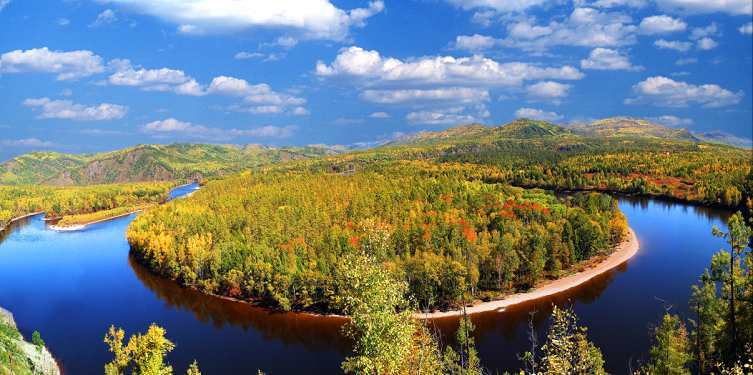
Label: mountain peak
xmin=569 ymin=117 xmax=698 ymax=141
xmin=495 ymin=118 xmax=569 ymax=138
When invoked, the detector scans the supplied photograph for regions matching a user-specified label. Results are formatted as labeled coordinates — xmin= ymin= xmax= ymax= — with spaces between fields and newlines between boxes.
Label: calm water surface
xmin=0 ymin=187 xmax=733 ymax=374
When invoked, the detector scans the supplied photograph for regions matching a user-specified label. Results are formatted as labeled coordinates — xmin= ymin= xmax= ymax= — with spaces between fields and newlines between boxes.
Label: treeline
xmin=505 ymin=147 xmax=751 ymax=208
xmin=313 ymin=129 xmax=752 ymax=209
xmin=339 ymin=211 xmax=753 ymax=375
xmin=112 ymin=211 xmax=753 ymax=375
xmin=0 ymin=182 xmax=172 ymax=230
xmin=128 ymin=162 xmax=627 ymax=312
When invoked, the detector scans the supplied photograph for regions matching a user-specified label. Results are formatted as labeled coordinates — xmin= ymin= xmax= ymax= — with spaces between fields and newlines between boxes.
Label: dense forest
xmin=0 ymin=182 xmax=172 ymax=230
xmin=1 ymin=116 xmax=751 ymax=374
xmin=309 ymin=118 xmax=752 ymax=209
xmin=0 ymin=144 xmax=341 ymax=185
xmin=2 ymin=118 xmax=749 ymax=207
xmin=116 ymin=211 xmax=753 ymax=374
xmin=128 ymin=161 xmax=627 ymax=312
xmin=331 ymin=211 xmax=753 ymax=375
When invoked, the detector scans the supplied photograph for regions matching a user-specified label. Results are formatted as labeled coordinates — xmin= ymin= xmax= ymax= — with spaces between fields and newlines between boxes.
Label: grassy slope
xmin=302 ymin=118 xmax=752 ymax=207
xmin=567 ymin=117 xmax=699 ymax=141
xmin=0 ymin=144 xmax=341 ymax=186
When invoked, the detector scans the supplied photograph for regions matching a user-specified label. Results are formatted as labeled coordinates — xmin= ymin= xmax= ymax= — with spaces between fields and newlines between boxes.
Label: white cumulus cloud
xmin=142 ymin=118 xmax=296 ymax=140
xmin=0 ymin=47 xmax=105 ymax=80
xmin=639 ymin=15 xmax=686 ymax=34
xmin=454 ymin=34 xmax=497 ymax=51
xmin=499 ymin=7 xmax=638 ymax=51
xmin=514 ymin=107 xmax=563 ymax=121
xmin=740 ymin=22 xmax=753 ymax=34
xmin=654 ymin=39 xmax=693 ymax=51
xmin=650 ymin=115 xmax=694 ymax=127
xmin=234 ymin=51 xmax=264 ymax=60
xmin=445 ymin=0 xmax=547 ymax=12
xmin=23 ymin=97 xmax=128 ymax=121
xmin=628 ymin=76 xmax=743 ymax=108
xmin=590 ymin=0 xmax=648 ymax=8
xmin=102 ymin=0 xmax=384 ymax=40
xmin=696 ymin=37 xmax=718 ymax=50
xmin=107 ymin=59 xmax=205 ymax=96
xmin=406 ymin=107 xmax=487 ymax=126
xmin=656 ymin=0 xmax=751 ymax=15
xmin=0 ymin=138 xmax=55 ymax=148
xmin=90 ymin=9 xmax=117 ymax=27
xmin=580 ymin=48 xmax=642 ymax=71
xmin=526 ymin=81 xmax=571 ymax=99
xmin=315 ymin=46 xmax=584 ymax=86
xmin=361 ymin=87 xmax=489 ymax=104
xmin=208 ymin=75 xmax=306 ymax=114
xmin=369 ymin=111 xmax=391 ymax=118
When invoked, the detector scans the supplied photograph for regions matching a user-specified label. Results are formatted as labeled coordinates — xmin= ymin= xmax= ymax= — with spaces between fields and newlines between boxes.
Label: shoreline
xmin=0 ymin=306 xmax=61 ymax=375
xmin=132 ymin=227 xmax=639 ymax=321
xmin=48 ymin=210 xmax=143 ymax=232
xmin=50 ymin=183 xmax=196 ymax=231
xmin=414 ymin=227 xmax=639 ymax=319
xmin=0 ymin=211 xmax=45 ymax=233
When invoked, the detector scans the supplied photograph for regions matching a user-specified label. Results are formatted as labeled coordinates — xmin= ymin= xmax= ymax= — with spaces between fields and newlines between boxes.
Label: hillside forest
xmin=0 ymin=117 xmax=751 ymax=375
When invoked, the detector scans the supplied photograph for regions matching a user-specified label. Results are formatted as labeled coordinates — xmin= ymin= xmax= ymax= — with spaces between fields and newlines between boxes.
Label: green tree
xmin=185 ymin=361 xmax=201 ymax=375
xmin=689 ymin=271 xmax=724 ymax=373
xmin=711 ymin=212 xmax=752 ymax=361
xmin=336 ymin=252 xmax=443 ymax=374
xmin=443 ymin=315 xmax=482 ymax=375
xmin=538 ymin=306 xmax=605 ymax=375
xmin=103 ymin=324 xmax=202 ymax=375
xmin=645 ymin=314 xmax=691 ymax=375
xmin=31 ymin=331 xmax=44 ymax=349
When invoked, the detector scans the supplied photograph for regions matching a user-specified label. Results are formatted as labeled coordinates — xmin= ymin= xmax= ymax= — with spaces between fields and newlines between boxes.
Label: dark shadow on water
xmin=429 ymin=259 xmax=625 ymax=343
xmin=617 ymin=195 xmax=732 ymax=223
xmin=128 ymin=255 xmax=351 ymax=353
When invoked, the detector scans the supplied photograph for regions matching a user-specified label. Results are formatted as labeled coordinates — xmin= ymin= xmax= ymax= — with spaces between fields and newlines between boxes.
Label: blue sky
xmin=0 ymin=0 xmax=751 ymax=160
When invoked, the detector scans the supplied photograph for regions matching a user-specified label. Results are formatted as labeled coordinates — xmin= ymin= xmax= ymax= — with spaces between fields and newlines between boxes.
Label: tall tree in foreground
xmin=710 ymin=212 xmax=752 ymax=362
xmin=683 ymin=211 xmax=753 ymax=373
xmin=103 ymin=324 xmax=201 ymax=375
xmin=443 ymin=314 xmax=483 ymax=375
xmin=336 ymin=252 xmax=444 ymax=374
xmin=643 ymin=314 xmax=692 ymax=375
xmin=689 ymin=271 xmax=724 ymax=373
xmin=540 ymin=306 xmax=605 ymax=375
xmin=520 ymin=306 xmax=605 ymax=375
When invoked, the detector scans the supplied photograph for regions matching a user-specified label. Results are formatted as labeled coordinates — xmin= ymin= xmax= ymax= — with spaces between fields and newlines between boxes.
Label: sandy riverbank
xmin=414 ymin=227 xmax=640 ymax=319
xmin=0 ymin=211 xmax=44 ymax=233
xmin=47 ymin=210 xmax=143 ymax=232
xmin=147 ymin=227 xmax=639 ymax=320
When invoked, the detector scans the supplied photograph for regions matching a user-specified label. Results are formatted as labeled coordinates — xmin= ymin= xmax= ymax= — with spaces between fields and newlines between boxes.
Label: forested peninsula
xmin=127 ymin=161 xmax=630 ymax=313
xmin=0 ymin=182 xmax=173 ymax=232
xmin=1 ymin=117 xmax=752 ymax=374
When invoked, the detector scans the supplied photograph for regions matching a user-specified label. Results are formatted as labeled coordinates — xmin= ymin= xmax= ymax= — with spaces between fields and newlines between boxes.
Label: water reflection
xmin=430 ymin=260 xmax=625 ymax=344
xmin=619 ymin=195 xmax=731 ymax=223
xmin=0 ymin=190 xmax=736 ymax=374
xmin=129 ymin=256 xmax=350 ymax=352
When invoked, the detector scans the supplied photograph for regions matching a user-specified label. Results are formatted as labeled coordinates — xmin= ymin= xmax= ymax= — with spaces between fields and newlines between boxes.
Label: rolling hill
xmin=314 ymin=117 xmax=751 ymax=208
xmin=692 ymin=131 xmax=753 ymax=149
xmin=0 ymin=144 xmax=341 ymax=185
xmin=567 ymin=117 xmax=699 ymax=141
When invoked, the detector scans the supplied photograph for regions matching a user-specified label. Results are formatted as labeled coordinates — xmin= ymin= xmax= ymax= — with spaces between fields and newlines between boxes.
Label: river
xmin=0 ymin=185 xmax=733 ymax=374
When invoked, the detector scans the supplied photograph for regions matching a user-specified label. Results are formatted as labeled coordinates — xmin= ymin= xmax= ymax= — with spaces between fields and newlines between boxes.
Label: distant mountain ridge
xmin=566 ymin=117 xmax=700 ymax=141
xmin=2 ymin=117 xmax=746 ymax=186
xmin=0 ymin=143 xmax=341 ymax=185
xmin=396 ymin=117 xmax=707 ymax=146
xmin=692 ymin=131 xmax=752 ymax=149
